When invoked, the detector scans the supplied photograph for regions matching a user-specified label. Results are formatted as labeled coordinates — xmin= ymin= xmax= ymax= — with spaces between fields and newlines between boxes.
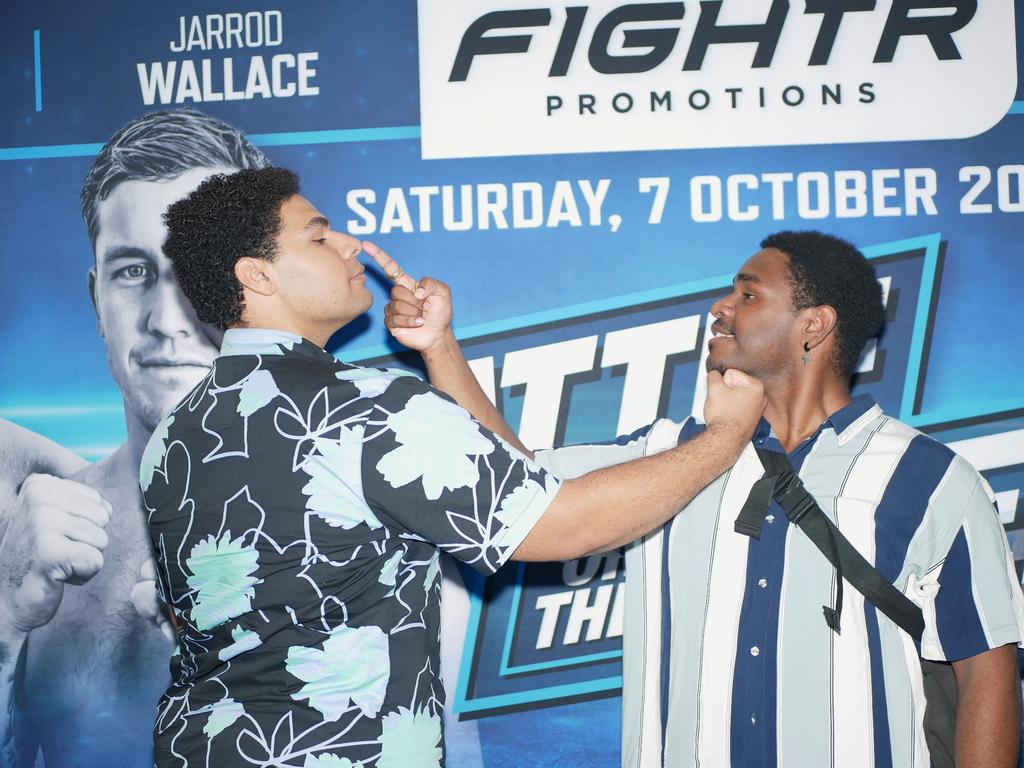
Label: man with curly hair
xmin=0 ymin=109 xmax=267 ymax=768
xmin=381 ymin=230 xmax=1024 ymax=768
xmin=141 ymin=166 xmax=766 ymax=766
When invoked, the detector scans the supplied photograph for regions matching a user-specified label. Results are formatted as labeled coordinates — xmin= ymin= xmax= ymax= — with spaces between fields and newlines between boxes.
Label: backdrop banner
xmin=1 ymin=2 xmax=1022 ymax=767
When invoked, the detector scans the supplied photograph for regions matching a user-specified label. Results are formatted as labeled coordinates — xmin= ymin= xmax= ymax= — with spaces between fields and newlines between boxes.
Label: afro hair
xmin=162 ymin=167 xmax=299 ymax=330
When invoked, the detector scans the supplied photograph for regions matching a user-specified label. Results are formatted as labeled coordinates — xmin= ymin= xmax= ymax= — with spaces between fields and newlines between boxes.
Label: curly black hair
xmin=163 ymin=167 xmax=300 ymax=330
xmin=761 ymin=230 xmax=885 ymax=380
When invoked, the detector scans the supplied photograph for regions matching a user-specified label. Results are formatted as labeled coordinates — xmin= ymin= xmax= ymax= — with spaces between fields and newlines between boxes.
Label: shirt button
xmin=758 ymin=578 xmax=768 ymax=589
xmin=751 ymin=714 xmax=757 ymax=725
xmin=750 ymin=646 xmax=760 ymax=657
xmin=765 ymin=514 xmax=775 ymax=524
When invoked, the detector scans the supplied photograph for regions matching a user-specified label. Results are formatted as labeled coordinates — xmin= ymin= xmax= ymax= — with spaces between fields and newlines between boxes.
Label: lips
xmin=135 ymin=356 xmax=212 ymax=369
xmin=709 ymin=322 xmax=735 ymax=343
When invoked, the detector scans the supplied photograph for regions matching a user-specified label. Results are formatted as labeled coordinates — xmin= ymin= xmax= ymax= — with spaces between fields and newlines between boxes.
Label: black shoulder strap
xmin=735 ymin=448 xmax=925 ymax=644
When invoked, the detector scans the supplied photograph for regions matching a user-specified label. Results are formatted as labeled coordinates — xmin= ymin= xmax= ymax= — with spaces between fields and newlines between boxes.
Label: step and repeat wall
xmin=1 ymin=1 xmax=1022 ymax=766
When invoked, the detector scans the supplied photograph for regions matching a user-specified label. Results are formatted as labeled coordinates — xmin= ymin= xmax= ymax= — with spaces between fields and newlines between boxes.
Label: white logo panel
xmin=419 ymin=0 xmax=1017 ymax=158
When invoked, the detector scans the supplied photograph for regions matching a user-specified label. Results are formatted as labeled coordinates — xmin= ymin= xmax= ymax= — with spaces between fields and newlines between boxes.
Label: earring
xmin=802 ymin=341 xmax=811 ymax=366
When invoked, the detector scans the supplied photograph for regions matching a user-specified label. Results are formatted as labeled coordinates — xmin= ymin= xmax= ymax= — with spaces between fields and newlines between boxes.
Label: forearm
xmin=422 ymin=332 xmax=532 ymax=457
xmin=953 ymin=644 xmax=1021 ymax=768
xmin=514 ymin=424 xmax=744 ymax=560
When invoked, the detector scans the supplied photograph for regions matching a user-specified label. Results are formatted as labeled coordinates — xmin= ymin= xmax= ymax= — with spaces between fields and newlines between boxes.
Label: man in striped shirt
xmin=379 ymin=230 xmax=1024 ymax=768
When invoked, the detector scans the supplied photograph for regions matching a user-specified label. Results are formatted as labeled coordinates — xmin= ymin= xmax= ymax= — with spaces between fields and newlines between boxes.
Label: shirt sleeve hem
xmin=924 ymin=622 xmax=1024 ymax=662
xmin=490 ymin=477 xmax=563 ymax=571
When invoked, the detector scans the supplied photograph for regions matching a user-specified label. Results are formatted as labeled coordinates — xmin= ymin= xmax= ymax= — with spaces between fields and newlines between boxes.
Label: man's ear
xmin=234 ymin=257 xmax=275 ymax=297
xmin=88 ymin=266 xmax=104 ymax=338
xmin=804 ymin=305 xmax=838 ymax=350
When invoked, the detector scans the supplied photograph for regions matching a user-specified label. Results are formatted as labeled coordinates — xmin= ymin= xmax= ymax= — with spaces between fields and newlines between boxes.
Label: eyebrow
xmin=733 ymin=272 xmax=761 ymax=285
xmin=303 ymin=216 xmax=330 ymax=231
xmin=99 ymin=246 xmax=153 ymax=265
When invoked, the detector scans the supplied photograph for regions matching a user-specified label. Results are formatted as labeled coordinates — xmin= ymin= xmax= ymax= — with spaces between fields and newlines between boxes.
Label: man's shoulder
xmin=867 ymin=410 xmax=988 ymax=509
xmin=0 ymin=420 xmax=89 ymax=483
xmin=257 ymin=353 xmax=426 ymax=399
xmin=332 ymin=364 xmax=425 ymax=400
xmin=871 ymin=410 xmax=961 ymax=471
xmin=0 ymin=420 xmax=92 ymax=518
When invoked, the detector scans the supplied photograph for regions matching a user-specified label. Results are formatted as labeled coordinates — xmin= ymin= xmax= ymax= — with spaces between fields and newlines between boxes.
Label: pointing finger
xmin=362 ymin=240 xmax=416 ymax=291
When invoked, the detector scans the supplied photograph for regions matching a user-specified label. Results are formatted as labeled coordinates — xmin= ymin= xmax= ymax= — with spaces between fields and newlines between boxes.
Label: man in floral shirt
xmin=141 ymin=167 xmax=765 ymax=766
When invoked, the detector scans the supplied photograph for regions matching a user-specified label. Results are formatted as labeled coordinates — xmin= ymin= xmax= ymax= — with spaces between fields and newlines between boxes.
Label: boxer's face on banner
xmin=706 ymin=248 xmax=804 ymax=379
xmin=89 ymin=166 xmax=229 ymax=433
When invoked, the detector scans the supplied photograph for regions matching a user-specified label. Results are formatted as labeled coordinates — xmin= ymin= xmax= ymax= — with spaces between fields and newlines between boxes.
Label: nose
xmin=325 ymin=230 xmax=361 ymax=259
xmin=146 ymin=272 xmax=199 ymax=339
xmin=710 ymin=292 xmax=734 ymax=320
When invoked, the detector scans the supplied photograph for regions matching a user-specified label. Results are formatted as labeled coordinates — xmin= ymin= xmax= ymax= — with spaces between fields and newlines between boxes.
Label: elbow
xmin=510 ymin=528 xmax=606 ymax=563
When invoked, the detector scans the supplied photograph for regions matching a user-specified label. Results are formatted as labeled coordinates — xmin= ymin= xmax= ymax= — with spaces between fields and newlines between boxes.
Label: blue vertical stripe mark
xmin=659 ymin=517 xmax=673 ymax=753
xmin=933 ymin=529 xmax=988 ymax=660
xmin=872 ymin=435 xmax=953 ymax=584
xmin=33 ymin=30 xmax=42 ymax=112
xmin=1010 ymin=102 xmax=1024 ymax=115
xmin=865 ymin=598 xmax=893 ymax=768
xmin=729 ymin=436 xmax=799 ymax=768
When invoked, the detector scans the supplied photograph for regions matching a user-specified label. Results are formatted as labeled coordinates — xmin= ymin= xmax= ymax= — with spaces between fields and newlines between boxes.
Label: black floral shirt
xmin=140 ymin=328 xmax=558 ymax=767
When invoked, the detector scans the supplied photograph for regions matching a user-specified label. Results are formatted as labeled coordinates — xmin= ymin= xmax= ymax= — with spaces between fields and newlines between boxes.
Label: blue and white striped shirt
xmin=535 ymin=395 xmax=1024 ymax=768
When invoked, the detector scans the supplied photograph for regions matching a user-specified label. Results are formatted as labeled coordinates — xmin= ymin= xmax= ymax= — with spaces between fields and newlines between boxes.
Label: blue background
xmin=1 ymin=2 xmax=1023 ymax=766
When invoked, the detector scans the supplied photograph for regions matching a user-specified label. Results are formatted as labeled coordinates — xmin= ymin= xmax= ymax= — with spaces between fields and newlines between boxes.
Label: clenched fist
xmin=130 ymin=558 xmax=176 ymax=641
xmin=0 ymin=474 xmax=111 ymax=633
xmin=703 ymin=369 xmax=767 ymax=444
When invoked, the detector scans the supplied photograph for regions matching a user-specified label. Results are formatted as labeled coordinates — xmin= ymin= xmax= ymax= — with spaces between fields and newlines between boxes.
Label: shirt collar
xmin=220 ymin=328 xmax=331 ymax=361
xmin=826 ymin=394 xmax=882 ymax=444
xmin=756 ymin=393 xmax=882 ymax=453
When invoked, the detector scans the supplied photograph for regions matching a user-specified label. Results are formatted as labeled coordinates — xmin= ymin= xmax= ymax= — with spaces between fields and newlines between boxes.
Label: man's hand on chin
xmin=704 ymin=368 xmax=767 ymax=447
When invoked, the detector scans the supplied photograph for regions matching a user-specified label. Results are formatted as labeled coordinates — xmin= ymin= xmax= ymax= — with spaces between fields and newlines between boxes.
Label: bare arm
xmin=512 ymin=417 xmax=748 ymax=561
xmin=952 ymin=643 xmax=1021 ymax=768
xmin=409 ymin=313 xmax=762 ymax=560
xmin=420 ymin=331 xmax=531 ymax=456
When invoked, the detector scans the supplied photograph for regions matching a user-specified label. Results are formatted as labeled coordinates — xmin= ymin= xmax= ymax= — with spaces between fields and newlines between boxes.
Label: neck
xmin=762 ymin=369 xmax=851 ymax=453
xmin=122 ymin=409 xmax=153 ymax=480
xmin=232 ymin=319 xmax=334 ymax=348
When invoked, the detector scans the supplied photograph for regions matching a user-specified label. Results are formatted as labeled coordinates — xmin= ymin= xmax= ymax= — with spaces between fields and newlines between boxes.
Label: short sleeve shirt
xmin=535 ymin=397 xmax=1024 ymax=768
xmin=140 ymin=328 xmax=559 ymax=767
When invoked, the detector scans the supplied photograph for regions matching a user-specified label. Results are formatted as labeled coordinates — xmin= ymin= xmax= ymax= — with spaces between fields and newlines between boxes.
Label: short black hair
xmin=82 ymin=109 xmax=268 ymax=249
xmin=163 ymin=167 xmax=300 ymax=330
xmin=761 ymin=230 xmax=885 ymax=379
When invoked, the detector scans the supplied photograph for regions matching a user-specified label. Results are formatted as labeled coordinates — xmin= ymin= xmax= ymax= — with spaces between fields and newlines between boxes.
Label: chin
xmin=705 ymin=356 xmax=728 ymax=375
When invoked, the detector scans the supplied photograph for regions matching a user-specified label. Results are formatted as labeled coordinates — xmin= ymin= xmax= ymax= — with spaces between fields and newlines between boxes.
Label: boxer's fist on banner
xmin=0 ymin=474 xmax=111 ymax=633
xmin=130 ymin=559 xmax=175 ymax=642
